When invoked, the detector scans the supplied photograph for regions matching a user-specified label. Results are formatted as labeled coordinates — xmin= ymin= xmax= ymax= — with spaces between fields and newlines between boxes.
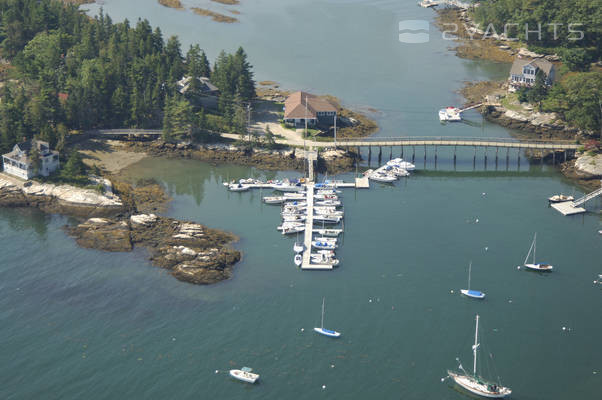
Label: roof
xmin=177 ymin=76 xmax=219 ymax=94
xmin=510 ymin=58 xmax=554 ymax=76
xmin=284 ymin=91 xmax=337 ymax=120
xmin=3 ymin=139 xmax=53 ymax=163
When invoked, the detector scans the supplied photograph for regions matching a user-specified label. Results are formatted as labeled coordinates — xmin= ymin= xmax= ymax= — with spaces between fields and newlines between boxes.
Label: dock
xmin=550 ymin=201 xmax=586 ymax=215
xmin=301 ymin=184 xmax=333 ymax=270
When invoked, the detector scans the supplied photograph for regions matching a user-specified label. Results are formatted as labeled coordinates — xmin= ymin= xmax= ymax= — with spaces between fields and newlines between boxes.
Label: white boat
xmin=310 ymin=252 xmax=339 ymax=266
xmin=272 ymin=182 xmax=304 ymax=192
xmin=314 ymin=237 xmax=337 ymax=244
xmin=229 ymin=367 xmax=259 ymax=384
xmin=522 ymin=233 xmax=553 ymax=272
xmin=313 ymin=215 xmax=342 ymax=224
xmin=315 ymin=228 xmax=343 ymax=237
xmin=282 ymin=215 xmax=306 ymax=222
xmin=439 ymin=106 xmax=462 ymax=122
xmin=548 ymin=194 xmax=574 ymax=203
xmin=263 ymin=196 xmax=286 ymax=204
xmin=315 ymin=199 xmax=341 ymax=207
xmin=447 ymin=315 xmax=511 ymax=398
xmin=294 ymin=254 xmax=303 ymax=266
xmin=369 ymin=172 xmax=397 ymax=183
xmin=460 ymin=262 xmax=485 ymax=299
xmin=277 ymin=222 xmax=304 ymax=231
xmin=314 ymin=209 xmax=344 ymax=217
xmin=293 ymin=242 xmax=304 ymax=253
xmin=316 ymin=189 xmax=341 ymax=195
xmin=312 ymin=240 xmax=337 ymax=250
xmin=228 ymin=183 xmax=250 ymax=192
xmin=282 ymin=225 xmax=305 ymax=235
xmin=314 ymin=298 xmax=341 ymax=338
xmin=398 ymin=161 xmax=416 ymax=171
xmin=283 ymin=192 xmax=306 ymax=199
xmin=418 ymin=0 xmax=438 ymax=7
xmin=314 ymin=193 xmax=338 ymax=201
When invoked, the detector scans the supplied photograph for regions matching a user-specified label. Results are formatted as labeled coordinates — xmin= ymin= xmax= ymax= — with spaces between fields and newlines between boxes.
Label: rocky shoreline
xmin=0 ymin=173 xmax=242 ymax=285
xmin=121 ymin=140 xmax=359 ymax=174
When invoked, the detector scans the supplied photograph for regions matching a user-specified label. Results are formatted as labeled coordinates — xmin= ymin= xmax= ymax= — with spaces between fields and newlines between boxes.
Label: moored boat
xmin=294 ymin=254 xmax=303 ymax=266
xmin=548 ymin=194 xmax=574 ymax=203
xmin=315 ymin=228 xmax=343 ymax=237
xmin=461 ymin=262 xmax=486 ymax=299
xmin=439 ymin=106 xmax=462 ymax=122
xmin=313 ymin=298 xmax=341 ymax=338
xmin=263 ymin=196 xmax=286 ymax=204
xmin=522 ymin=233 xmax=553 ymax=272
xmin=229 ymin=367 xmax=259 ymax=384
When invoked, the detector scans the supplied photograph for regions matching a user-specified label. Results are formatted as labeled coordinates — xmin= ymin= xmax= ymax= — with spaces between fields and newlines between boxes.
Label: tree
xmin=62 ymin=150 xmax=86 ymax=178
xmin=264 ymin=126 xmax=276 ymax=149
xmin=526 ymin=70 xmax=548 ymax=109
xmin=29 ymin=145 xmax=42 ymax=175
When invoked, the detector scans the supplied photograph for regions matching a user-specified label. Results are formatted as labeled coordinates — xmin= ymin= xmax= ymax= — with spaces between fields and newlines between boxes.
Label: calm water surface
xmin=1 ymin=1 xmax=600 ymax=399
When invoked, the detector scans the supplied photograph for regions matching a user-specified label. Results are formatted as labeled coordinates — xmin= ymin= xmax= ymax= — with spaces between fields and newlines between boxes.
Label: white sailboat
xmin=314 ymin=228 xmax=343 ymax=237
xmin=447 ymin=315 xmax=511 ymax=398
xmin=461 ymin=261 xmax=486 ymax=299
xmin=313 ymin=298 xmax=341 ymax=338
xmin=522 ymin=233 xmax=553 ymax=272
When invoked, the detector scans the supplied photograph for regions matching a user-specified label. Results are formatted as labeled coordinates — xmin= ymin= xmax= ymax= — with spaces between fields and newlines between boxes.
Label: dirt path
xmin=76 ymin=139 xmax=148 ymax=173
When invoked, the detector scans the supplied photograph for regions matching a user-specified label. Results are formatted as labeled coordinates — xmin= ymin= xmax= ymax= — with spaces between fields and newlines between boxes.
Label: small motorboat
xmin=282 ymin=225 xmax=305 ymax=235
xmin=314 ymin=237 xmax=337 ymax=244
xmin=310 ymin=253 xmax=339 ymax=266
xmin=283 ymin=192 xmax=306 ymax=199
xmin=282 ymin=215 xmax=306 ymax=222
xmin=314 ymin=208 xmax=344 ymax=217
xmin=312 ymin=240 xmax=337 ymax=250
xmin=229 ymin=367 xmax=259 ymax=384
xmin=294 ymin=254 xmax=303 ymax=266
xmin=315 ymin=199 xmax=341 ymax=207
xmin=439 ymin=106 xmax=462 ymax=122
xmin=313 ymin=215 xmax=342 ymax=224
xmin=293 ymin=242 xmax=304 ymax=253
xmin=277 ymin=222 xmax=304 ymax=231
xmin=263 ymin=196 xmax=285 ymax=204
xmin=548 ymin=194 xmax=574 ymax=203
xmin=228 ymin=183 xmax=250 ymax=192
xmin=314 ymin=194 xmax=338 ymax=201
xmin=368 ymin=172 xmax=396 ymax=183
xmin=314 ymin=228 xmax=343 ymax=237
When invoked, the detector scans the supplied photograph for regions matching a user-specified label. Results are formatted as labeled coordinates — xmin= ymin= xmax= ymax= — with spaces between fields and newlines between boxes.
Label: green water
xmin=1 ymin=0 xmax=601 ymax=399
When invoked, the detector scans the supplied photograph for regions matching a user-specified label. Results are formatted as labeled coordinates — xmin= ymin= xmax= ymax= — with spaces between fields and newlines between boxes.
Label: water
xmin=1 ymin=1 xmax=601 ymax=399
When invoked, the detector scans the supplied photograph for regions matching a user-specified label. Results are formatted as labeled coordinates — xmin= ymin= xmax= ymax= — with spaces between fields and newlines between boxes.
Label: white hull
xmin=315 ymin=229 xmax=343 ymax=237
xmin=314 ymin=327 xmax=341 ymax=337
xmin=448 ymin=372 xmax=511 ymax=398
xmin=273 ymin=185 xmax=303 ymax=192
xmin=281 ymin=226 xmax=305 ymax=235
xmin=293 ymin=242 xmax=304 ymax=253
xmin=461 ymin=289 xmax=486 ymax=299
xmin=439 ymin=108 xmax=462 ymax=122
xmin=294 ymin=254 xmax=302 ymax=266
xmin=524 ymin=263 xmax=553 ymax=272
xmin=369 ymin=174 xmax=396 ymax=183
xmin=228 ymin=185 xmax=249 ymax=192
xmin=263 ymin=196 xmax=285 ymax=204
xmin=229 ymin=369 xmax=259 ymax=384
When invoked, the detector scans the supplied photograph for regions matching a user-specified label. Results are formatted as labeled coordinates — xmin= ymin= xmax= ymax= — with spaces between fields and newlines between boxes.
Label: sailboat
xmin=313 ymin=298 xmax=341 ymax=338
xmin=447 ymin=315 xmax=511 ymax=398
xmin=522 ymin=233 xmax=553 ymax=272
xmin=461 ymin=262 xmax=486 ymax=299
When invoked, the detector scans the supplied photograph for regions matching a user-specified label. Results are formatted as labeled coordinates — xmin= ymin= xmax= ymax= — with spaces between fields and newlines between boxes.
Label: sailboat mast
xmin=321 ymin=298 xmax=325 ymax=329
xmin=467 ymin=261 xmax=472 ymax=290
xmin=473 ymin=314 xmax=480 ymax=376
xmin=533 ymin=233 xmax=537 ymax=263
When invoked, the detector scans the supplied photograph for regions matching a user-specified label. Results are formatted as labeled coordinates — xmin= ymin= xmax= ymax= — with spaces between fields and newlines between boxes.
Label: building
xmin=509 ymin=58 xmax=555 ymax=91
xmin=2 ymin=139 xmax=60 ymax=180
xmin=283 ymin=91 xmax=337 ymax=127
xmin=176 ymin=76 xmax=220 ymax=109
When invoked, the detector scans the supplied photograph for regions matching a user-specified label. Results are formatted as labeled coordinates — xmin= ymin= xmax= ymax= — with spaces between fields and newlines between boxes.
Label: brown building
xmin=283 ymin=91 xmax=337 ymax=127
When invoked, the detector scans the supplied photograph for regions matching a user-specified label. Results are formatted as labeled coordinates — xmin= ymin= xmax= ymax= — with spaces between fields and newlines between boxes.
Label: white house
xmin=509 ymin=58 xmax=555 ymax=91
xmin=2 ymin=139 xmax=60 ymax=180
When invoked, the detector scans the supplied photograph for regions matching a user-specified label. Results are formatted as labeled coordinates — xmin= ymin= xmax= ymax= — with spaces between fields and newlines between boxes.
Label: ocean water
xmin=1 ymin=1 xmax=600 ymax=399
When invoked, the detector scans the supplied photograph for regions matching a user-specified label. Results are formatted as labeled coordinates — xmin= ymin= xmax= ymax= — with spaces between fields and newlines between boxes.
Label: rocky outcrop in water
xmin=69 ymin=213 xmax=241 ymax=285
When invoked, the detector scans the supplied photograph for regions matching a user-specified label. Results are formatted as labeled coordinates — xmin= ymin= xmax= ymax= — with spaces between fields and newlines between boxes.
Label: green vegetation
xmin=473 ymin=0 xmax=601 ymax=69
xmin=0 ymin=0 xmax=256 ymax=154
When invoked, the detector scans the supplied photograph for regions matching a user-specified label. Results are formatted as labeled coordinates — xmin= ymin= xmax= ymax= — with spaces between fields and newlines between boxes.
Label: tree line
xmin=0 ymin=0 xmax=256 ymax=154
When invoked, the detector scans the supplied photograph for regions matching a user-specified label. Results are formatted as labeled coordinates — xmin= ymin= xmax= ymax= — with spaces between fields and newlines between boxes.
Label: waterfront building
xmin=509 ymin=58 xmax=555 ymax=91
xmin=2 ymin=139 xmax=60 ymax=180
xmin=283 ymin=91 xmax=337 ymax=127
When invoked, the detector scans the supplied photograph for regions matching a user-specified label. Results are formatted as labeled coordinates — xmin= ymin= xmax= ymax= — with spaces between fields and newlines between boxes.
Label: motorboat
xmin=439 ymin=106 xmax=462 ymax=122
xmin=387 ymin=159 xmax=415 ymax=171
xmin=263 ymin=196 xmax=286 ymax=204
xmin=522 ymin=233 xmax=553 ymax=272
xmin=447 ymin=315 xmax=511 ymax=398
xmin=229 ymin=367 xmax=259 ymax=384
xmin=314 ymin=208 xmax=344 ymax=217
xmin=293 ymin=242 xmax=304 ymax=253
xmin=294 ymin=254 xmax=303 ymax=266
xmin=277 ymin=222 xmax=304 ymax=231
xmin=272 ymin=180 xmax=304 ymax=192
xmin=314 ymin=193 xmax=339 ymax=201
xmin=548 ymin=194 xmax=574 ymax=203
xmin=312 ymin=240 xmax=337 ymax=250
xmin=315 ymin=199 xmax=342 ymax=207
xmin=282 ymin=225 xmax=305 ymax=235
xmin=369 ymin=171 xmax=396 ymax=183
xmin=284 ymin=200 xmax=307 ymax=207
xmin=313 ymin=298 xmax=341 ymax=338
xmin=283 ymin=192 xmax=306 ymax=199
xmin=314 ymin=236 xmax=337 ymax=243
xmin=228 ymin=183 xmax=250 ymax=192
xmin=282 ymin=215 xmax=306 ymax=222
xmin=310 ymin=252 xmax=339 ymax=266
xmin=418 ymin=0 xmax=438 ymax=8
xmin=315 ymin=228 xmax=343 ymax=237
xmin=313 ymin=215 xmax=342 ymax=224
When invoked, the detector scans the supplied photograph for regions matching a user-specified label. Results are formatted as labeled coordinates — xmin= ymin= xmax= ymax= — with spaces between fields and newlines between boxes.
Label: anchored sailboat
xmin=313 ymin=298 xmax=341 ymax=338
xmin=522 ymin=233 xmax=553 ymax=272
xmin=447 ymin=315 xmax=511 ymax=398
xmin=461 ymin=261 xmax=486 ymax=299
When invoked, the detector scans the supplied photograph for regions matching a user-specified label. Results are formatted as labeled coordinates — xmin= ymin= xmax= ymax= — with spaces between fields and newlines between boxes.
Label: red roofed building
xmin=283 ymin=91 xmax=337 ymax=127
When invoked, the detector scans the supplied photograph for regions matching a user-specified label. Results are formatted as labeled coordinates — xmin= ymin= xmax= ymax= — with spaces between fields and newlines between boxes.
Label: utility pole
xmin=246 ymin=103 xmax=251 ymax=143
xmin=333 ymin=113 xmax=337 ymax=149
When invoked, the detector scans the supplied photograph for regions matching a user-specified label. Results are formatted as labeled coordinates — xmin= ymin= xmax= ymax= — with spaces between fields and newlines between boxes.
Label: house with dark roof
xmin=509 ymin=58 xmax=555 ymax=91
xmin=283 ymin=91 xmax=337 ymax=127
xmin=176 ymin=76 xmax=220 ymax=109
xmin=2 ymin=139 xmax=60 ymax=180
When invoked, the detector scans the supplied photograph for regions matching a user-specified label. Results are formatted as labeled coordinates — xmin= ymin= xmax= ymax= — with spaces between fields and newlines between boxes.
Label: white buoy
xmin=475 ymin=218 xmax=479 ymax=223
xmin=301 ymin=328 xmax=304 ymax=332
xmin=481 ymin=192 xmax=486 ymax=196
xmin=215 ymin=370 xmax=219 ymax=374
xmin=450 ymin=290 xmax=454 ymax=294
xmin=517 ymin=266 xmax=521 ymax=270
xmin=331 ymin=364 xmax=335 ymax=368
xmin=484 ymin=247 xmax=488 ymax=251
xmin=562 ymin=326 xmax=566 ymax=331
xmin=322 ymin=385 xmax=326 ymax=389
xmin=441 ymin=378 xmax=445 ymax=382
xmin=369 ymin=299 xmax=372 ymax=303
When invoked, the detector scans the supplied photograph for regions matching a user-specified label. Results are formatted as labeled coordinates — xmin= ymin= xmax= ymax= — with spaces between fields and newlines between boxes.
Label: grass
xmin=500 ymin=93 xmax=524 ymax=112
xmin=191 ymin=8 xmax=238 ymax=23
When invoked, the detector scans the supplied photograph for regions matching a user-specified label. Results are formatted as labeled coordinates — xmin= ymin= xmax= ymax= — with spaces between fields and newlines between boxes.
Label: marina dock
xmin=301 ymin=184 xmax=333 ymax=270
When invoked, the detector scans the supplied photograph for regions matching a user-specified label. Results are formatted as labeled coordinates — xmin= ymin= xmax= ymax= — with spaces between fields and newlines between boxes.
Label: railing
xmin=333 ymin=136 xmax=578 ymax=146
xmin=572 ymin=187 xmax=602 ymax=207
xmin=87 ymin=129 xmax=163 ymax=135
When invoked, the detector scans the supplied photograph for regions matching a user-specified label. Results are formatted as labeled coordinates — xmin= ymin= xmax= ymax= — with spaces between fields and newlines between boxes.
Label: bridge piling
xmin=389 ymin=146 xmax=392 ymax=160
xmin=378 ymin=147 xmax=382 ymax=164
xmin=412 ymin=146 xmax=415 ymax=163
xmin=552 ymin=151 xmax=556 ymax=165
xmin=424 ymin=145 xmax=427 ymax=162
xmin=400 ymin=145 xmax=403 ymax=159
xmin=368 ymin=146 xmax=372 ymax=166
xmin=434 ymin=145 xmax=438 ymax=163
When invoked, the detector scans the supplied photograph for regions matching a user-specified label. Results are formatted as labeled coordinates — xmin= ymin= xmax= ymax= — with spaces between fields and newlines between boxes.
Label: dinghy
xmin=294 ymin=254 xmax=303 ymax=266
xmin=460 ymin=262 xmax=485 ymax=299
xmin=314 ymin=298 xmax=341 ymax=338
xmin=229 ymin=367 xmax=259 ymax=384
xmin=228 ymin=183 xmax=250 ymax=192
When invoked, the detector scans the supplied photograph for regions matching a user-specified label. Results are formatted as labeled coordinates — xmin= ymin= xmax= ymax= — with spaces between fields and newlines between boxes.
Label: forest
xmin=0 ymin=0 xmax=256 ymax=154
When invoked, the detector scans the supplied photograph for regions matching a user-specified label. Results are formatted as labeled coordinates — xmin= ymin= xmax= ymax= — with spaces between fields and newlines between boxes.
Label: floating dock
xmin=301 ymin=184 xmax=333 ymax=270
xmin=551 ymin=201 xmax=586 ymax=215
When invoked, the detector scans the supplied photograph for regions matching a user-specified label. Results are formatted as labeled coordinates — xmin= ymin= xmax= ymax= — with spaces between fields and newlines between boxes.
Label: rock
xmin=574 ymin=154 xmax=602 ymax=178
xmin=69 ymin=218 xmax=132 ymax=252
xmin=545 ymin=54 xmax=560 ymax=61
xmin=518 ymin=48 xmax=544 ymax=58
xmin=130 ymin=213 xmax=158 ymax=226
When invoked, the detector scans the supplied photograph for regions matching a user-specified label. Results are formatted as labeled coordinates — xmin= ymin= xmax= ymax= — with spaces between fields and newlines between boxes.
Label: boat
xmin=314 ymin=193 xmax=339 ymax=201
xmin=293 ymin=242 xmax=304 ymax=253
xmin=439 ymin=106 xmax=462 ymax=122
xmin=283 ymin=192 xmax=306 ymax=199
xmin=522 ymin=233 xmax=553 ymax=272
xmin=228 ymin=183 xmax=250 ymax=192
xmin=294 ymin=254 xmax=303 ymax=266
xmin=282 ymin=215 xmax=306 ymax=222
xmin=418 ymin=0 xmax=438 ymax=7
xmin=313 ymin=215 xmax=342 ymax=224
xmin=312 ymin=240 xmax=337 ymax=250
xmin=388 ymin=159 xmax=416 ymax=171
xmin=314 ymin=298 xmax=341 ymax=338
xmin=229 ymin=367 xmax=260 ymax=384
xmin=460 ymin=262 xmax=485 ymax=299
xmin=548 ymin=194 xmax=574 ymax=203
xmin=315 ymin=199 xmax=342 ymax=207
xmin=447 ymin=315 xmax=511 ymax=398
xmin=314 ymin=208 xmax=344 ymax=217
xmin=263 ymin=196 xmax=286 ymax=204
xmin=281 ymin=225 xmax=305 ymax=235
xmin=315 ymin=228 xmax=343 ymax=237
xmin=277 ymin=222 xmax=304 ymax=231
xmin=272 ymin=180 xmax=304 ymax=192
xmin=369 ymin=171 xmax=397 ymax=183
xmin=314 ymin=236 xmax=337 ymax=244
xmin=310 ymin=252 xmax=339 ymax=266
